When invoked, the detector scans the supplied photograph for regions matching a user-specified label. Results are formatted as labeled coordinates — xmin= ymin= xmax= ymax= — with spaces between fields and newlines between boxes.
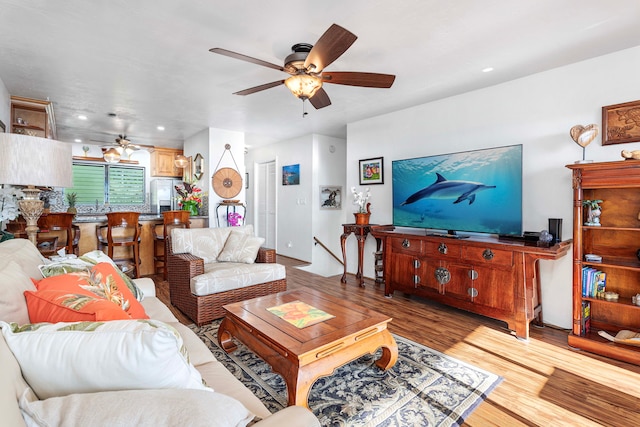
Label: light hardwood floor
xmin=152 ymin=256 xmax=640 ymax=426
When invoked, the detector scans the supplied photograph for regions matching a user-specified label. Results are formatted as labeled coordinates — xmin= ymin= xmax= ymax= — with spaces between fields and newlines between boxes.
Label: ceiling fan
xmin=97 ymin=135 xmax=153 ymax=163
xmin=209 ymin=23 xmax=395 ymax=110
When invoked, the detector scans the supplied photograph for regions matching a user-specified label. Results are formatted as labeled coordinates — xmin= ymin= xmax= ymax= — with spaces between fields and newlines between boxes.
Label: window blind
xmin=67 ymin=162 xmax=145 ymax=205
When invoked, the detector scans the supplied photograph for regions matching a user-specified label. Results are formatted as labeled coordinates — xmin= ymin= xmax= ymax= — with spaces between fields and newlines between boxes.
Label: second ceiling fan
xmin=210 ymin=24 xmax=395 ymax=110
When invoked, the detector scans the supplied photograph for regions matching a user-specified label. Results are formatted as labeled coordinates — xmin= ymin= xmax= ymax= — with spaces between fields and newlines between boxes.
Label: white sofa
xmin=0 ymin=238 xmax=319 ymax=427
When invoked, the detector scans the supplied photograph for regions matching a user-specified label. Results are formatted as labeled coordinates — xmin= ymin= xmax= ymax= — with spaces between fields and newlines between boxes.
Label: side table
xmin=340 ymin=223 xmax=381 ymax=287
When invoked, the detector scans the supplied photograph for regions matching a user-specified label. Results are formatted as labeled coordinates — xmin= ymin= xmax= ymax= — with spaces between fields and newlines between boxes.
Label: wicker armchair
xmin=166 ymin=234 xmax=286 ymax=325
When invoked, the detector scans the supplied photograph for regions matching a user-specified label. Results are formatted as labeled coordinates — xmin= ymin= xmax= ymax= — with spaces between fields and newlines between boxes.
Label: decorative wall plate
xmin=212 ymin=167 xmax=242 ymax=198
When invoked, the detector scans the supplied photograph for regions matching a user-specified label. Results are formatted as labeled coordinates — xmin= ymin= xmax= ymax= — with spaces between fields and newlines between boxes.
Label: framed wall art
xmin=602 ymin=100 xmax=640 ymax=145
xmin=320 ymin=186 xmax=342 ymax=209
xmin=359 ymin=157 xmax=384 ymax=185
xmin=282 ymin=164 xmax=300 ymax=185
xmin=0 ymin=120 xmax=5 ymax=133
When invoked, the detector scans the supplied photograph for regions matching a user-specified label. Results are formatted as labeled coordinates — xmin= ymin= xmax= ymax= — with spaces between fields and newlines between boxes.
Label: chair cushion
xmin=26 ymin=263 xmax=149 ymax=323
xmin=171 ymin=225 xmax=254 ymax=264
xmin=191 ymin=262 xmax=286 ymax=296
xmin=0 ymin=319 xmax=210 ymax=400
xmin=0 ymin=260 xmax=36 ymax=325
xmin=217 ymin=231 xmax=265 ymax=264
xmin=19 ymin=388 xmax=254 ymax=427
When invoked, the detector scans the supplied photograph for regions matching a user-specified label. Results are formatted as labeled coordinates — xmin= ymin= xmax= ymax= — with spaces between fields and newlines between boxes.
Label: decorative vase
xmin=354 ymin=202 xmax=372 ymax=225
xmin=182 ymin=200 xmax=199 ymax=216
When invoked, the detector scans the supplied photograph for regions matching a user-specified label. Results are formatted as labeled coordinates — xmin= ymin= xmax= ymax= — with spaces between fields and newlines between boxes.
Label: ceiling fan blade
xmin=304 ymin=24 xmax=357 ymax=72
xmin=309 ymin=87 xmax=331 ymax=109
xmin=321 ymin=71 xmax=395 ymax=88
xmin=233 ymin=80 xmax=285 ymax=96
xmin=209 ymin=48 xmax=285 ymax=72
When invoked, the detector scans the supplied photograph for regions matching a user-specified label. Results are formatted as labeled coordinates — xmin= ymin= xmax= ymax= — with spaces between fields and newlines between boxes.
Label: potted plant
xmin=0 ymin=186 xmax=23 ymax=242
xmin=351 ymin=187 xmax=371 ymax=225
xmin=66 ymin=192 xmax=78 ymax=214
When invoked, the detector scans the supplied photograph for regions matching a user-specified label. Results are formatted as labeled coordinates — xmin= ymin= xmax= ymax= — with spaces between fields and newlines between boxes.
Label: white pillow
xmin=19 ymin=388 xmax=255 ymax=427
xmin=0 ymin=260 xmax=37 ymax=324
xmin=217 ymin=231 xmax=265 ymax=264
xmin=0 ymin=319 xmax=210 ymax=400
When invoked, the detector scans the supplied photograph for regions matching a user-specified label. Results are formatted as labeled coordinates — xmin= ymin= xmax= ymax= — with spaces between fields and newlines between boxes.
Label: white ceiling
xmin=1 ymin=1 xmax=639 ymax=150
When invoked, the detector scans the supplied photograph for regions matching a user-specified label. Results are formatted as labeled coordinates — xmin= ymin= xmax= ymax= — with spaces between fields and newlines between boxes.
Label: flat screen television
xmin=392 ymin=144 xmax=522 ymax=236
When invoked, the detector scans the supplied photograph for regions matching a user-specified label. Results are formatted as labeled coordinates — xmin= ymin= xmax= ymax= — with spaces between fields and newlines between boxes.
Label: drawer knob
xmin=482 ymin=249 xmax=494 ymax=260
xmin=468 ymin=287 xmax=479 ymax=298
xmin=438 ymin=243 xmax=448 ymax=254
xmin=435 ymin=267 xmax=450 ymax=284
xmin=468 ymin=269 xmax=478 ymax=280
xmin=402 ymin=239 xmax=410 ymax=248
xmin=413 ymin=259 xmax=421 ymax=269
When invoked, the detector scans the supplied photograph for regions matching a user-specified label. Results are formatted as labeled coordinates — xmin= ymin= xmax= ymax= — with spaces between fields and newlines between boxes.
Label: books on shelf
xmin=580 ymin=301 xmax=591 ymax=336
xmin=581 ymin=267 xmax=607 ymax=298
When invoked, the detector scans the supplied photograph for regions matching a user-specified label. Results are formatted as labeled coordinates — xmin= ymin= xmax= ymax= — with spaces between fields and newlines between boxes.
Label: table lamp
xmin=0 ymin=133 xmax=73 ymax=246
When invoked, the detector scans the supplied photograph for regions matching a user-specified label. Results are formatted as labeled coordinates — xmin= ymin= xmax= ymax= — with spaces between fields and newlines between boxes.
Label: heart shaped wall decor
xmin=570 ymin=124 xmax=599 ymax=148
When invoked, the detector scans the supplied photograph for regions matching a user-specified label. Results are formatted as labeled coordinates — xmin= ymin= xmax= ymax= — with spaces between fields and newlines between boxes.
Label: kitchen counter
xmin=73 ymin=214 xmax=208 ymax=223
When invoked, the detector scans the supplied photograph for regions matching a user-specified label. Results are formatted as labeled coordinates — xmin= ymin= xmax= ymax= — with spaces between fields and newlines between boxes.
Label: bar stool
xmin=153 ymin=210 xmax=191 ymax=279
xmin=40 ymin=212 xmax=76 ymax=255
xmin=96 ymin=212 xmax=142 ymax=278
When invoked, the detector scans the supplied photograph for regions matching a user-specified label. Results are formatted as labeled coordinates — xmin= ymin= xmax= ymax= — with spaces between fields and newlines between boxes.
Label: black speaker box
xmin=548 ymin=218 xmax=562 ymax=243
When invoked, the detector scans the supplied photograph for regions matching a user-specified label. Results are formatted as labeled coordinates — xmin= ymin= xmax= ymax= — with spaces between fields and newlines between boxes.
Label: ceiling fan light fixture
xmin=103 ymin=147 xmax=121 ymax=163
xmin=284 ymin=74 xmax=322 ymax=100
xmin=174 ymin=154 xmax=190 ymax=169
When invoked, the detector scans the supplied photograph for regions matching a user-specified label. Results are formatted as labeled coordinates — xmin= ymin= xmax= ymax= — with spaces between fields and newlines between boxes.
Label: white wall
xmin=245 ymin=134 xmax=348 ymax=263
xmin=0 ymin=76 xmax=10 ymax=130
xmin=207 ymin=128 xmax=245 ymax=227
xmin=298 ymin=135 xmax=347 ymax=276
xmin=345 ymin=45 xmax=640 ymax=329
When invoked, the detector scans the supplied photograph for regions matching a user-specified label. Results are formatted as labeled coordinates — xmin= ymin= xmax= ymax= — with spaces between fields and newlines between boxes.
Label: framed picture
xmin=602 ymin=100 xmax=640 ymax=145
xmin=320 ymin=186 xmax=342 ymax=209
xmin=282 ymin=164 xmax=300 ymax=185
xmin=0 ymin=119 xmax=5 ymax=133
xmin=359 ymin=157 xmax=384 ymax=185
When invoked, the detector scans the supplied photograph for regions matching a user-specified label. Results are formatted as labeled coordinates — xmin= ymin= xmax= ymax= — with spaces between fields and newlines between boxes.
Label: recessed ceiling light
xmin=78 ymin=114 xmax=88 ymax=120
xmin=157 ymin=126 xmax=165 ymax=131
xmin=74 ymin=138 xmax=82 ymax=143
xmin=482 ymin=67 xmax=494 ymax=73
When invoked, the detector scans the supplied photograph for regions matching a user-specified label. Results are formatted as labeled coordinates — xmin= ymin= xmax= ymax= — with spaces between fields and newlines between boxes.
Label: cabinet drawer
xmin=463 ymin=246 xmax=513 ymax=266
xmin=390 ymin=237 xmax=423 ymax=255
xmin=424 ymin=241 xmax=461 ymax=259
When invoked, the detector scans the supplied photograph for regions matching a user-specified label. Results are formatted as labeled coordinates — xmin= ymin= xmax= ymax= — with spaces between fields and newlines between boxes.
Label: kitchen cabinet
xmin=150 ymin=147 xmax=184 ymax=177
xmin=371 ymin=226 xmax=571 ymax=340
xmin=10 ymin=96 xmax=56 ymax=139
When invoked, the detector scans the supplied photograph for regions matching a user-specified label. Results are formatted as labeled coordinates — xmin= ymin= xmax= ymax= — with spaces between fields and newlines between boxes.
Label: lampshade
xmin=0 ymin=133 xmax=73 ymax=188
xmin=0 ymin=133 xmax=73 ymax=246
xmin=284 ymin=74 xmax=323 ymax=100
xmin=103 ymin=147 xmax=121 ymax=163
xmin=174 ymin=154 xmax=189 ymax=169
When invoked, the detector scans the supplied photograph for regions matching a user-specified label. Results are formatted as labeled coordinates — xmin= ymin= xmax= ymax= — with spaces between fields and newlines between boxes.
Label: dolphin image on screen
xmin=400 ymin=173 xmax=496 ymax=206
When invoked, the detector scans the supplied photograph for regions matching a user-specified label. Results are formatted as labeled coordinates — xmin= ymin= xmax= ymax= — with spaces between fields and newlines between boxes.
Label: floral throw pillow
xmin=26 ymin=262 xmax=148 ymax=323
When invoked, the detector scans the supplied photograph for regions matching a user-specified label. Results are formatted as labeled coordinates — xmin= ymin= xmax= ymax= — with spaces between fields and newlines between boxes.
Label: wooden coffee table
xmin=217 ymin=288 xmax=398 ymax=408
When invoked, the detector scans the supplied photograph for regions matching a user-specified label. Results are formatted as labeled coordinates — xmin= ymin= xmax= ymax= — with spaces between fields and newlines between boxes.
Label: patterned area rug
xmin=190 ymin=321 xmax=501 ymax=427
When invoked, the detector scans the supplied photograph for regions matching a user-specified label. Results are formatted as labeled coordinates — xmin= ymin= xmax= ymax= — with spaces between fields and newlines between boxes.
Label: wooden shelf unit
xmin=566 ymin=160 xmax=640 ymax=365
xmin=10 ymin=96 xmax=56 ymax=139
xmin=370 ymin=226 xmax=571 ymax=340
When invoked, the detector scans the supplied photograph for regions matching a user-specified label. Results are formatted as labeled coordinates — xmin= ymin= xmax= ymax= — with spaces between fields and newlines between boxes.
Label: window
xmin=67 ymin=162 xmax=145 ymax=205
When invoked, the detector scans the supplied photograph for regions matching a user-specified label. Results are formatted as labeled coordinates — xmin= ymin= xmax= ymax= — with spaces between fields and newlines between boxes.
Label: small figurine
xmin=583 ymin=199 xmax=603 ymax=226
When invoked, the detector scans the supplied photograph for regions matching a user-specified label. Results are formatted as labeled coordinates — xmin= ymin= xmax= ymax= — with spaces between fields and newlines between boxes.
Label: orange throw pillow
xmin=26 ymin=262 xmax=148 ymax=323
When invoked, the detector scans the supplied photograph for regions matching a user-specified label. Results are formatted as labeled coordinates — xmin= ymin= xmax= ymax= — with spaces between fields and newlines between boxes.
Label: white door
xmin=256 ymin=161 xmax=277 ymax=249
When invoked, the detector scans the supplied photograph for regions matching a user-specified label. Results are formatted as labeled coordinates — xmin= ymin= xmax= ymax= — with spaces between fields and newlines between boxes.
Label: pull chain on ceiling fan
xmin=209 ymin=23 xmax=395 ymax=112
